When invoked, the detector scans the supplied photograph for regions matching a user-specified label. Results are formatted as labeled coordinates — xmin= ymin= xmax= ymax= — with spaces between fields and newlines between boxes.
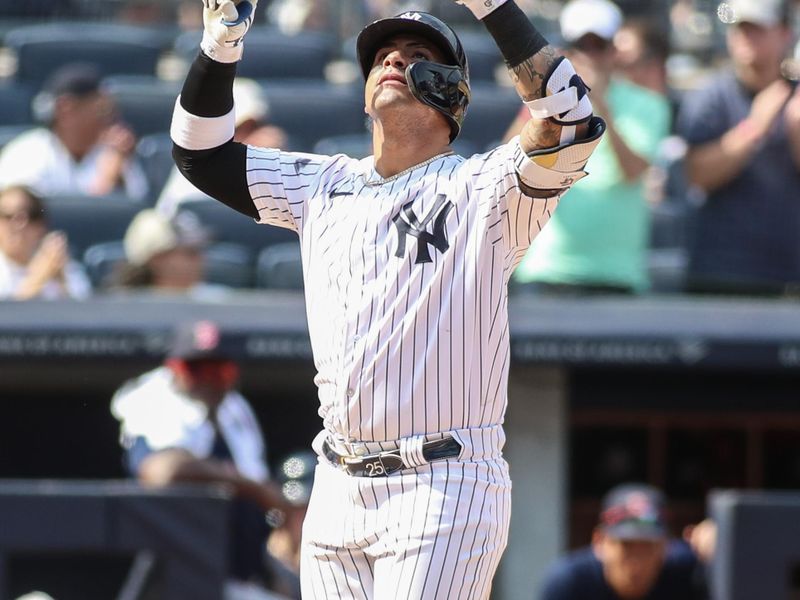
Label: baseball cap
xmin=168 ymin=319 xmax=234 ymax=361
xmin=599 ymin=483 xmax=667 ymax=541
xmin=233 ymin=78 xmax=269 ymax=127
xmin=277 ymin=450 xmax=317 ymax=506
xmin=42 ymin=62 xmax=102 ymax=98
xmin=559 ymin=0 xmax=623 ymax=44
xmin=717 ymin=0 xmax=789 ymax=27
xmin=124 ymin=209 xmax=210 ymax=267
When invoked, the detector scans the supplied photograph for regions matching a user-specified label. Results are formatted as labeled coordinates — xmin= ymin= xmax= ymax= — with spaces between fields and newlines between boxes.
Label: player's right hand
xmin=201 ymin=0 xmax=257 ymax=63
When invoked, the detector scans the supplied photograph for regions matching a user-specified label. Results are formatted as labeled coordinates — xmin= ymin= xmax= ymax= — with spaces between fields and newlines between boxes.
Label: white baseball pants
xmin=300 ymin=457 xmax=511 ymax=599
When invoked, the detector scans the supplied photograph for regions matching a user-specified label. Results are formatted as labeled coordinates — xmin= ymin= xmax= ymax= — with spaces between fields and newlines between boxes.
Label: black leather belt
xmin=322 ymin=436 xmax=462 ymax=477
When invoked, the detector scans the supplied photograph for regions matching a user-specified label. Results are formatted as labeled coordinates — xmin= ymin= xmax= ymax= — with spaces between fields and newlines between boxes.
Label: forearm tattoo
xmin=509 ymin=46 xmax=556 ymax=102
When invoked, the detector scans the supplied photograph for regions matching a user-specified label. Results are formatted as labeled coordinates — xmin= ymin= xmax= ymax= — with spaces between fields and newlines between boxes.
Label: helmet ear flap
xmin=406 ymin=62 xmax=470 ymax=142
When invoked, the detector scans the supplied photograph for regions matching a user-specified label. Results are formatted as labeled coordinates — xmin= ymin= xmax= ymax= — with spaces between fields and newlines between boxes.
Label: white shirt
xmin=0 ymin=128 xmax=149 ymax=201
xmin=247 ymin=141 xmax=561 ymax=444
xmin=0 ymin=251 xmax=91 ymax=300
xmin=110 ymin=366 xmax=269 ymax=482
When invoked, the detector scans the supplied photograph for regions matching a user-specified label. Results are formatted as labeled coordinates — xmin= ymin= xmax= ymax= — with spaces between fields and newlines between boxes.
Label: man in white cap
xmin=509 ymin=0 xmax=672 ymax=294
xmin=677 ymin=0 xmax=800 ymax=296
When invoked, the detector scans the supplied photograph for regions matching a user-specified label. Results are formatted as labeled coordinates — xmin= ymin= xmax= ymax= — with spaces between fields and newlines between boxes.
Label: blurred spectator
xmin=508 ymin=0 xmax=672 ymax=295
xmin=614 ymin=18 xmax=672 ymax=104
xmin=676 ymin=0 xmax=800 ymax=296
xmin=158 ymin=78 xmax=288 ymax=217
xmin=268 ymin=0 xmax=333 ymax=34
xmin=110 ymin=209 xmax=231 ymax=298
xmin=0 ymin=185 xmax=90 ymax=301
xmin=110 ymin=319 xmax=295 ymax=600
xmin=0 ymin=0 xmax=74 ymax=18
xmin=538 ymin=483 xmax=709 ymax=600
xmin=0 ymin=63 xmax=149 ymax=201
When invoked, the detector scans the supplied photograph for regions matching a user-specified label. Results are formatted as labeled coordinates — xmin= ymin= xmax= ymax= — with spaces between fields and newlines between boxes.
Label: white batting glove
xmin=456 ymin=0 xmax=508 ymax=20
xmin=201 ymin=0 xmax=257 ymax=63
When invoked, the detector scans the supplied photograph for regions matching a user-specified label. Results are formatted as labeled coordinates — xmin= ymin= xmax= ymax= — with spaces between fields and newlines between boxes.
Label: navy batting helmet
xmin=356 ymin=11 xmax=471 ymax=142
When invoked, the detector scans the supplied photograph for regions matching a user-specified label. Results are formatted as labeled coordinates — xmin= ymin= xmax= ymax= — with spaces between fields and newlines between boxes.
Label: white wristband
xmin=457 ymin=0 xmax=509 ymax=20
xmin=170 ymin=96 xmax=236 ymax=150
xmin=200 ymin=31 xmax=244 ymax=63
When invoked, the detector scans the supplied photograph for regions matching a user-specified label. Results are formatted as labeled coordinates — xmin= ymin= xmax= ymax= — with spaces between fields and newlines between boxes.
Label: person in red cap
xmin=110 ymin=320 xmax=294 ymax=599
xmin=539 ymin=483 xmax=709 ymax=600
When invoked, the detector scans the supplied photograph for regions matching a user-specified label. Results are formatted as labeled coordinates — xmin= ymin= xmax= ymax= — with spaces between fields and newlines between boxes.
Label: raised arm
xmin=170 ymin=0 xmax=259 ymax=219
xmin=459 ymin=0 xmax=605 ymax=196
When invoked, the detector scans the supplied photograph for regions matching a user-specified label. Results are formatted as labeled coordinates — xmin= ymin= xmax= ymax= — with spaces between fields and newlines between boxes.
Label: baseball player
xmin=171 ymin=0 xmax=605 ymax=598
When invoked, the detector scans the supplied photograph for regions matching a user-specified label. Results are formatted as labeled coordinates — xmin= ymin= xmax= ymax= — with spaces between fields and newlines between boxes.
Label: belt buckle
xmin=348 ymin=452 xmax=404 ymax=477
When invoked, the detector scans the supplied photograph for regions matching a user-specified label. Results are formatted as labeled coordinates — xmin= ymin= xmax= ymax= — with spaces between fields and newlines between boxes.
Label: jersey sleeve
xmin=246 ymin=147 xmax=346 ymax=234
xmin=462 ymin=141 xmax=564 ymax=271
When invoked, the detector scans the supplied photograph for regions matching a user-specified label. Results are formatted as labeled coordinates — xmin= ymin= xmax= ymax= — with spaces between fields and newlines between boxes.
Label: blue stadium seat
xmin=135 ymin=132 xmax=176 ymax=204
xmin=178 ymin=198 xmax=298 ymax=258
xmin=83 ymin=240 xmax=255 ymax=289
xmin=174 ymin=28 xmax=337 ymax=80
xmin=458 ymin=30 xmax=504 ymax=82
xmin=0 ymin=82 xmax=34 ymax=125
xmin=313 ymin=133 xmax=371 ymax=158
xmin=459 ymin=84 xmax=520 ymax=150
xmin=103 ymin=76 xmax=181 ymax=138
xmin=5 ymin=23 xmax=166 ymax=88
xmin=82 ymin=240 xmax=127 ymax=288
xmin=259 ymin=80 xmax=367 ymax=152
xmin=44 ymin=193 xmax=144 ymax=259
xmin=255 ymin=241 xmax=303 ymax=290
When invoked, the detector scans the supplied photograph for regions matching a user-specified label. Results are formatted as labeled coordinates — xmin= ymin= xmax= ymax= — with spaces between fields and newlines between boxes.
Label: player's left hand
xmin=201 ymin=0 xmax=257 ymax=63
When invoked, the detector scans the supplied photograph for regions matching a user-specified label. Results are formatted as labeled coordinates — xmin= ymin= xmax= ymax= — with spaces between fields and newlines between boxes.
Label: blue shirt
xmin=676 ymin=72 xmax=800 ymax=286
xmin=539 ymin=542 xmax=706 ymax=600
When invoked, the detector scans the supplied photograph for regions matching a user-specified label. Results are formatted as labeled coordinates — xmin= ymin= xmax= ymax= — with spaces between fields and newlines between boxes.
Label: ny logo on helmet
xmin=400 ymin=12 xmax=423 ymax=21
xmin=392 ymin=195 xmax=454 ymax=265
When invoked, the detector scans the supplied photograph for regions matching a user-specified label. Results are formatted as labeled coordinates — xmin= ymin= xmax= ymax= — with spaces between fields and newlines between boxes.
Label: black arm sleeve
xmin=482 ymin=2 xmax=549 ymax=69
xmin=172 ymin=51 xmax=258 ymax=220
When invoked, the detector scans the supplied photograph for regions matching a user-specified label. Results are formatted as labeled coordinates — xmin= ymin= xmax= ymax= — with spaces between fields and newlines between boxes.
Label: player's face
xmin=595 ymin=535 xmax=667 ymax=598
xmin=364 ymin=35 xmax=446 ymax=112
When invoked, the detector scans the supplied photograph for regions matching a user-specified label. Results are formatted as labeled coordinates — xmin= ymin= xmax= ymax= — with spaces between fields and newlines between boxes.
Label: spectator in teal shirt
xmin=506 ymin=0 xmax=671 ymax=294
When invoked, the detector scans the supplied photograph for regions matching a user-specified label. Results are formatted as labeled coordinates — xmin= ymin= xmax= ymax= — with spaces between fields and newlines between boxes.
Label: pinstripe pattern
xmin=247 ymin=142 xmax=558 ymax=444
xmin=245 ymin=140 xmax=560 ymax=598
xmin=300 ymin=459 xmax=512 ymax=600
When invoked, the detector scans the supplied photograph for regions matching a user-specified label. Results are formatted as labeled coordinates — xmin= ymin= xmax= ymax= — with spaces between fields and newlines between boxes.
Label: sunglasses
xmin=0 ymin=209 xmax=44 ymax=224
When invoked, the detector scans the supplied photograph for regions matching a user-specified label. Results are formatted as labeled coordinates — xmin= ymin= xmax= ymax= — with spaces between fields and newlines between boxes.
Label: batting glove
xmin=201 ymin=0 xmax=256 ymax=63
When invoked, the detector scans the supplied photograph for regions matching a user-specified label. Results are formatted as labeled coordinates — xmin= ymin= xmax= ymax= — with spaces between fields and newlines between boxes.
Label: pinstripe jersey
xmin=248 ymin=139 xmax=559 ymax=445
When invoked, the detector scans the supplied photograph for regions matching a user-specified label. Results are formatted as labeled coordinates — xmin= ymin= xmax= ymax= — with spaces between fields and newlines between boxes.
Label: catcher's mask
xmin=356 ymin=11 xmax=470 ymax=142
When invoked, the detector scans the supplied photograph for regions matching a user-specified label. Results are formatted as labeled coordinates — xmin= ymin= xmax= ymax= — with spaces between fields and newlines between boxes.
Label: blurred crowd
xmin=0 ymin=0 xmax=798 ymax=303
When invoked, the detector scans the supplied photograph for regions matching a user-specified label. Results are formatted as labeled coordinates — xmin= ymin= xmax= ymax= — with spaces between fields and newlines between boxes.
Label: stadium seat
xmin=82 ymin=240 xmax=127 ymax=288
xmin=457 ymin=30 xmax=504 ymax=82
xmin=255 ymin=241 xmax=303 ymax=290
xmin=103 ymin=76 xmax=181 ymax=138
xmin=174 ymin=28 xmax=337 ymax=80
xmin=204 ymin=242 xmax=254 ymax=288
xmin=178 ymin=198 xmax=297 ymax=258
xmin=83 ymin=240 xmax=254 ymax=289
xmin=459 ymin=84 xmax=520 ymax=150
xmin=259 ymin=80 xmax=367 ymax=152
xmin=44 ymin=193 xmax=144 ymax=259
xmin=135 ymin=132 xmax=176 ymax=204
xmin=0 ymin=82 xmax=34 ymax=125
xmin=5 ymin=23 xmax=166 ymax=88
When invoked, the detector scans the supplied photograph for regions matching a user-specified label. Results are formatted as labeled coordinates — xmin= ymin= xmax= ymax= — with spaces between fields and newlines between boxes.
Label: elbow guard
xmin=514 ymin=116 xmax=606 ymax=197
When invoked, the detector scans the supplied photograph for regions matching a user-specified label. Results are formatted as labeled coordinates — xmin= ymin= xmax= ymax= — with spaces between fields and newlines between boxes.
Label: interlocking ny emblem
xmin=392 ymin=194 xmax=454 ymax=264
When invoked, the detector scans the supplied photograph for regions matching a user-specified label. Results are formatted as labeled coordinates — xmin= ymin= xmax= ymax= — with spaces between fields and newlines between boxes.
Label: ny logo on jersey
xmin=392 ymin=194 xmax=453 ymax=265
